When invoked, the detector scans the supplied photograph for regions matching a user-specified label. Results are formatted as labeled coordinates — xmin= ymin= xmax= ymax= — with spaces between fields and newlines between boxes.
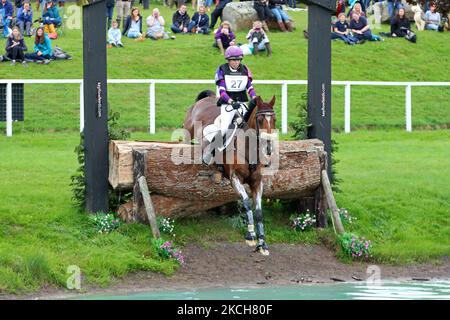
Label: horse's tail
xmin=195 ymin=90 xmax=215 ymax=102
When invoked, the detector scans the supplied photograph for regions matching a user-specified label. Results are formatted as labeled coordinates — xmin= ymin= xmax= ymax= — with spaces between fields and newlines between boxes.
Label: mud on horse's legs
xmin=231 ymin=174 xmax=257 ymax=246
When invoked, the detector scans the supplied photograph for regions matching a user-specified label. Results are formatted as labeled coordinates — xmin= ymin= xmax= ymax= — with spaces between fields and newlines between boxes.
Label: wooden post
xmin=138 ymin=176 xmax=160 ymax=239
xmin=133 ymin=150 xmax=160 ymax=239
xmin=321 ymin=170 xmax=345 ymax=234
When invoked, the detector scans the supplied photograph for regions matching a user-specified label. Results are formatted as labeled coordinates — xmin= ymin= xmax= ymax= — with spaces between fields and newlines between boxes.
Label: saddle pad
xmin=203 ymin=115 xmax=221 ymax=142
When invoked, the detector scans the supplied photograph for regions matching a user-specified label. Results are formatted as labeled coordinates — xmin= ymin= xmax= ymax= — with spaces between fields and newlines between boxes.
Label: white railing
xmin=1 ymin=79 xmax=450 ymax=137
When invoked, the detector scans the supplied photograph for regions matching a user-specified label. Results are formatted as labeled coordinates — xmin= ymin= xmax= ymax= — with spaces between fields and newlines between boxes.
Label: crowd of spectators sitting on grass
xmin=332 ymin=0 xmax=448 ymax=45
xmin=1 ymin=0 xmax=449 ymax=65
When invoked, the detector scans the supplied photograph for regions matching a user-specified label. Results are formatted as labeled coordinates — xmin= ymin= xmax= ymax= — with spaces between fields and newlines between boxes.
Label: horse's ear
xmin=255 ymin=96 xmax=263 ymax=106
xmin=269 ymin=95 xmax=276 ymax=108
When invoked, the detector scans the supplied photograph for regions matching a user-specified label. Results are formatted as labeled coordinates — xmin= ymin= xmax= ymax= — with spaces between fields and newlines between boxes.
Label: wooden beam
xmin=138 ymin=176 xmax=160 ymax=239
xmin=321 ymin=170 xmax=345 ymax=234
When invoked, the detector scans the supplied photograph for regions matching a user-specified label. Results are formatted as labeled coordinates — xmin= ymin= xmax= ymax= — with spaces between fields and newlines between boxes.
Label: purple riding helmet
xmin=225 ymin=46 xmax=244 ymax=60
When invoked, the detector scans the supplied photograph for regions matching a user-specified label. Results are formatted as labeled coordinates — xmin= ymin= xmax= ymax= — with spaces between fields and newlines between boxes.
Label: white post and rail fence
xmin=1 ymin=79 xmax=449 ymax=137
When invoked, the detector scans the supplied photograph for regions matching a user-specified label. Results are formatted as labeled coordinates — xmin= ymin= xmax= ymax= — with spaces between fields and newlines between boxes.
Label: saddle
xmin=202 ymin=103 xmax=248 ymax=149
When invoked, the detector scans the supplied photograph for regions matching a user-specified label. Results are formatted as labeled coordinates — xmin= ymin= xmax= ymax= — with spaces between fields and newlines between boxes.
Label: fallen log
xmin=110 ymin=139 xmax=327 ymax=221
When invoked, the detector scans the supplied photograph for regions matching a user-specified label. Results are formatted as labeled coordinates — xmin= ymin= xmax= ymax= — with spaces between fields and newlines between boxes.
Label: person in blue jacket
xmin=17 ymin=1 xmax=33 ymax=37
xmin=24 ymin=26 xmax=54 ymax=64
xmin=42 ymin=0 xmax=61 ymax=39
xmin=0 ymin=0 xmax=14 ymax=38
xmin=187 ymin=5 xmax=210 ymax=34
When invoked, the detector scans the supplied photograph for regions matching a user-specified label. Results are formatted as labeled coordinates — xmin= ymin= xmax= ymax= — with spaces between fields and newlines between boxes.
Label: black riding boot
xmin=265 ymin=42 xmax=272 ymax=57
xmin=253 ymin=44 xmax=259 ymax=56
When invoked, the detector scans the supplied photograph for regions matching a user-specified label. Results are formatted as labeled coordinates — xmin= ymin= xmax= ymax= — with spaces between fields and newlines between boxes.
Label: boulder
xmin=221 ymin=1 xmax=296 ymax=31
xmin=222 ymin=1 xmax=259 ymax=31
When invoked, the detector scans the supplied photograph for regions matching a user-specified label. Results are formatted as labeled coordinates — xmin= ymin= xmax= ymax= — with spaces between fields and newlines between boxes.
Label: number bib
xmin=224 ymin=75 xmax=248 ymax=92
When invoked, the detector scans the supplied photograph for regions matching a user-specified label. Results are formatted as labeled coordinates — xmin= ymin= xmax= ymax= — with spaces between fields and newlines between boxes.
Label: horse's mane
xmin=195 ymin=90 xmax=216 ymax=102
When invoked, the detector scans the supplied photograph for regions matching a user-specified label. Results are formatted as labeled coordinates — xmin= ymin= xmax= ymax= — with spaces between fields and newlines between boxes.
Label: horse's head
xmin=250 ymin=96 xmax=277 ymax=156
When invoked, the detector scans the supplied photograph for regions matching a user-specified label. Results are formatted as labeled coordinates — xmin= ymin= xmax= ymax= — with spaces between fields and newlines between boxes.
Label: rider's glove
xmin=231 ymin=102 xmax=241 ymax=110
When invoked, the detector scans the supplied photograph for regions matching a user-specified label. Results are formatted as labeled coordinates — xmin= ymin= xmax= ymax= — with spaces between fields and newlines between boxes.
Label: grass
xmin=334 ymin=130 xmax=450 ymax=264
xmin=0 ymin=3 xmax=449 ymax=294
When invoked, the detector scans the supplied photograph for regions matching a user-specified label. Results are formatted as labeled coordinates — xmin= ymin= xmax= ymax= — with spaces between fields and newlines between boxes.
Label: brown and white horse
xmin=183 ymin=91 xmax=277 ymax=255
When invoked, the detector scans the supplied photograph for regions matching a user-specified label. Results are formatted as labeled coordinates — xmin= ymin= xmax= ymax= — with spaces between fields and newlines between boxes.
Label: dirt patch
xmin=3 ymin=242 xmax=450 ymax=299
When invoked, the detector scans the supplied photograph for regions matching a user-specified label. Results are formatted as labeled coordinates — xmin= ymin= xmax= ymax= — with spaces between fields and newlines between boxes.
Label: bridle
xmin=255 ymin=108 xmax=276 ymax=161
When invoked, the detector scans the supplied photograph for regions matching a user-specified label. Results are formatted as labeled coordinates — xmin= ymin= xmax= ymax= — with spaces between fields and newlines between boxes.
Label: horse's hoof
xmin=259 ymin=248 xmax=270 ymax=256
xmin=246 ymin=239 xmax=257 ymax=246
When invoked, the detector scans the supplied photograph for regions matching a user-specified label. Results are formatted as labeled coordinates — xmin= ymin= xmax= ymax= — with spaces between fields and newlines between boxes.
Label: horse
xmin=183 ymin=90 xmax=277 ymax=255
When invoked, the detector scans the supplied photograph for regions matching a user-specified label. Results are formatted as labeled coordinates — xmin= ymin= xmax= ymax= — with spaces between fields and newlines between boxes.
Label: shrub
xmin=89 ymin=212 xmax=122 ymax=234
xmin=290 ymin=210 xmax=316 ymax=231
xmin=151 ymin=238 xmax=185 ymax=266
xmin=339 ymin=232 xmax=372 ymax=260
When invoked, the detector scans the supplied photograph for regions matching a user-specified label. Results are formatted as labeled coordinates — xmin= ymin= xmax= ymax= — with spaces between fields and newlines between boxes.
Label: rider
xmin=202 ymin=45 xmax=257 ymax=165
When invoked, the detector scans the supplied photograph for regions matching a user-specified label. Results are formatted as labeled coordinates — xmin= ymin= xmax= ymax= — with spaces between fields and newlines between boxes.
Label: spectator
xmin=171 ymin=4 xmax=190 ymax=34
xmin=424 ymin=3 xmax=442 ymax=31
xmin=42 ymin=0 xmax=61 ymax=39
xmin=350 ymin=12 xmax=383 ymax=41
xmin=347 ymin=0 xmax=366 ymax=13
xmin=336 ymin=0 xmax=346 ymax=16
xmin=253 ymin=0 xmax=272 ymax=32
xmin=4 ymin=26 xmax=27 ymax=65
xmin=146 ymin=8 xmax=174 ymax=40
xmin=187 ymin=5 xmax=210 ymax=34
xmin=391 ymin=7 xmax=417 ymax=42
xmin=0 ymin=0 xmax=13 ymax=38
xmin=332 ymin=12 xmax=358 ymax=45
xmin=268 ymin=0 xmax=293 ymax=32
xmin=204 ymin=0 xmax=213 ymax=12
xmin=24 ymin=26 xmax=54 ymax=64
xmin=387 ymin=0 xmax=403 ymax=18
xmin=106 ymin=0 xmax=115 ymax=30
xmin=107 ymin=20 xmax=123 ymax=47
xmin=14 ymin=0 xmax=22 ymax=15
xmin=123 ymin=7 xmax=144 ymax=40
xmin=348 ymin=2 xmax=366 ymax=18
xmin=214 ymin=20 xmax=235 ymax=56
xmin=17 ymin=1 xmax=32 ymax=37
xmin=391 ymin=7 xmax=409 ymax=37
xmin=245 ymin=20 xmax=272 ymax=56
xmin=116 ymin=0 xmax=131 ymax=28
xmin=209 ymin=0 xmax=232 ymax=30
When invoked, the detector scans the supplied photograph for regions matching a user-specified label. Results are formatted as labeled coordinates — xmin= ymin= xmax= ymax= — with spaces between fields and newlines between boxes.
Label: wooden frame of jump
xmin=82 ymin=0 xmax=337 ymax=214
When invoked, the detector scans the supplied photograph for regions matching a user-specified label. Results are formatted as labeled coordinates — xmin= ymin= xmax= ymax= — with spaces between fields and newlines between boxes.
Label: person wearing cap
xmin=202 ymin=45 xmax=257 ymax=165
xmin=213 ymin=21 xmax=235 ymax=56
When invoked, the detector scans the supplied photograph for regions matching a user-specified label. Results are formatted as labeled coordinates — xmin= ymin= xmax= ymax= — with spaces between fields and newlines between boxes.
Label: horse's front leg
xmin=231 ymin=174 xmax=257 ymax=246
xmin=252 ymin=180 xmax=269 ymax=256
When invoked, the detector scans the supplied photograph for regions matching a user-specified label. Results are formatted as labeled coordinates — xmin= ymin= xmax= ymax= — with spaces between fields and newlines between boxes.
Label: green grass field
xmin=0 ymin=4 xmax=449 ymax=294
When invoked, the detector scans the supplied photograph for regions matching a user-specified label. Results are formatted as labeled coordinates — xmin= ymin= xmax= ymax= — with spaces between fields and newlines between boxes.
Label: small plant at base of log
xmin=157 ymin=217 xmax=176 ymax=237
xmin=151 ymin=238 xmax=185 ymax=266
xmin=290 ymin=210 xmax=316 ymax=232
xmin=89 ymin=212 xmax=122 ymax=234
xmin=338 ymin=232 xmax=372 ymax=260
xmin=339 ymin=208 xmax=357 ymax=225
